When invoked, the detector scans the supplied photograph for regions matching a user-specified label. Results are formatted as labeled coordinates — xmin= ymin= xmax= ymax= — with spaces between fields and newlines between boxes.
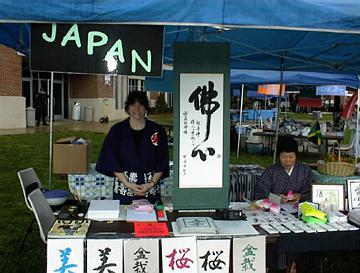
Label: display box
xmin=53 ymin=137 xmax=91 ymax=174
xmin=68 ymin=163 xmax=114 ymax=200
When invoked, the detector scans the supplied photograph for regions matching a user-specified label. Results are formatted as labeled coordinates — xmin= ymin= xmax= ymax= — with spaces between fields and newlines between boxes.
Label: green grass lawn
xmin=0 ymin=122 xmax=322 ymax=272
xmin=280 ymin=111 xmax=333 ymax=122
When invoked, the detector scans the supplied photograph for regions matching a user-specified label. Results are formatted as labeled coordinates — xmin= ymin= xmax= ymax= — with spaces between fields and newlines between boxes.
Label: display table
xmin=51 ymin=204 xmax=360 ymax=272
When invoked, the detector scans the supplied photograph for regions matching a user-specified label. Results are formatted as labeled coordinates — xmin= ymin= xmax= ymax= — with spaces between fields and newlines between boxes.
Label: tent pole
xmin=48 ymin=72 xmax=54 ymax=189
xmin=356 ymin=77 xmax=360 ymax=166
xmin=237 ymin=84 xmax=245 ymax=157
xmin=273 ymin=57 xmax=285 ymax=164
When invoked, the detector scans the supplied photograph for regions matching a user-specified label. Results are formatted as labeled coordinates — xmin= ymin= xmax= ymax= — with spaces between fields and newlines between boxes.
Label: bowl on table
xmin=42 ymin=189 xmax=69 ymax=206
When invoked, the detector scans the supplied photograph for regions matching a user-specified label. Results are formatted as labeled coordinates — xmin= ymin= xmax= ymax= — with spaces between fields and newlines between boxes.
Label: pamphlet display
xmin=48 ymin=220 xmax=91 ymax=238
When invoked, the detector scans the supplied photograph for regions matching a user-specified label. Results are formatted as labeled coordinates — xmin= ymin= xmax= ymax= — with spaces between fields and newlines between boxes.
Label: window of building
xmin=128 ymin=78 xmax=144 ymax=93
xmin=128 ymin=79 xmax=138 ymax=92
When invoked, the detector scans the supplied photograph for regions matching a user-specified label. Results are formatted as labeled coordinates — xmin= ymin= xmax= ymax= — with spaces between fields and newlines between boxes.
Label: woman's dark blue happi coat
xmin=95 ymin=118 xmax=169 ymax=204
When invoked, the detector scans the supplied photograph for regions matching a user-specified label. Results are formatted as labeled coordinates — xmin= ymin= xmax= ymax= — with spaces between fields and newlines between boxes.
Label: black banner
xmin=31 ymin=23 xmax=163 ymax=76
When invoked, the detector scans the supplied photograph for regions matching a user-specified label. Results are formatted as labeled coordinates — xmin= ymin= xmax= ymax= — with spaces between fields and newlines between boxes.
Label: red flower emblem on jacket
xmin=151 ymin=132 xmax=159 ymax=146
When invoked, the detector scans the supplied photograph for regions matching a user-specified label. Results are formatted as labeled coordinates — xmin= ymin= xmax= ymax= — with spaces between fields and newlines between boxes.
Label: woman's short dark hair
xmin=125 ymin=91 xmax=150 ymax=112
xmin=277 ymin=136 xmax=298 ymax=155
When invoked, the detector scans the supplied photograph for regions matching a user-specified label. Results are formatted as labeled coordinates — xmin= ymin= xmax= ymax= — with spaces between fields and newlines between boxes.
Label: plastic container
xmin=72 ymin=102 xmax=81 ymax=121
xmin=26 ymin=107 xmax=36 ymax=127
xmin=83 ymin=105 xmax=93 ymax=122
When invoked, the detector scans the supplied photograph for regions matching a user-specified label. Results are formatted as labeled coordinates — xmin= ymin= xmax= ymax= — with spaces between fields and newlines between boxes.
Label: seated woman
xmin=255 ymin=136 xmax=313 ymax=203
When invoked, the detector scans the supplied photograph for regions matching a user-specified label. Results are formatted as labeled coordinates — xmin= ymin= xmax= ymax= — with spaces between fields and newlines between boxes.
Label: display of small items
xmin=68 ymin=164 xmax=114 ymax=200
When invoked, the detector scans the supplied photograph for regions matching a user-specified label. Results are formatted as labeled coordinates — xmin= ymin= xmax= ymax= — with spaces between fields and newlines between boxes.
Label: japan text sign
xmin=31 ymin=23 xmax=163 ymax=76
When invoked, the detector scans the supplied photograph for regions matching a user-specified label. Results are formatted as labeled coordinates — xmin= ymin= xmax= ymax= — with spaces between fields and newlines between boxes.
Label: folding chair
xmin=28 ymin=188 xmax=56 ymax=243
xmin=17 ymin=168 xmax=43 ymax=251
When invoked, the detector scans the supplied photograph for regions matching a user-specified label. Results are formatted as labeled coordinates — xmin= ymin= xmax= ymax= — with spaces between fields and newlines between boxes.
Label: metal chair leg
xmin=18 ymin=217 xmax=37 ymax=252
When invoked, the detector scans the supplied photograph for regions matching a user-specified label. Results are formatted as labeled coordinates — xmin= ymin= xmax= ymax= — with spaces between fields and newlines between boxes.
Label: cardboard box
xmin=53 ymin=137 xmax=91 ymax=174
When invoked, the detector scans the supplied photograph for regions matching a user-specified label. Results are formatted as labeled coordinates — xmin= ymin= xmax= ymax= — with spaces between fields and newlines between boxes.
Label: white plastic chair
xmin=17 ymin=168 xmax=43 ymax=250
xmin=17 ymin=168 xmax=43 ymax=210
xmin=28 ymin=189 xmax=55 ymax=243
xmin=333 ymin=135 xmax=356 ymax=156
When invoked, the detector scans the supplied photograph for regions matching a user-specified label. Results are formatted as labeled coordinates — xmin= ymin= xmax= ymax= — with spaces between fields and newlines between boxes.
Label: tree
xmin=155 ymin=93 xmax=168 ymax=113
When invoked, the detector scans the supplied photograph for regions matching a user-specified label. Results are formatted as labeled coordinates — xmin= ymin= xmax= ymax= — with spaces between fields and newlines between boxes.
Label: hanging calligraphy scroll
xmin=124 ymin=238 xmax=160 ymax=273
xmin=47 ymin=238 xmax=84 ymax=273
xmin=232 ymin=236 xmax=266 ymax=273
xmin=173 ymin=42 xmax=230 ymax=210
xmin=179 ymin=73 xmax=224 ymax=188
xmin=87 ymin=239 xmax=123 ymax=273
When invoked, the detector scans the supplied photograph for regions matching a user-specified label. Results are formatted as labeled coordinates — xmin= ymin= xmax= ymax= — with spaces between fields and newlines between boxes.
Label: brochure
xmin=48 ymin=219 xmax=91 ymax=238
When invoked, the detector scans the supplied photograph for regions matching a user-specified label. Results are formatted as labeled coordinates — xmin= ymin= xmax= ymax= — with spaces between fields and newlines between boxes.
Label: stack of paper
xmin=87 ymin=200 xmax=120 ymax=220
xmin=126 ymin=206 xmax=157 ymax=222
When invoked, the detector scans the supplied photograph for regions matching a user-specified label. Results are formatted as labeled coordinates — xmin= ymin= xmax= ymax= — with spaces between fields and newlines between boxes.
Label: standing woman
xmin=96 ymin=91 xmax=169 ymax=204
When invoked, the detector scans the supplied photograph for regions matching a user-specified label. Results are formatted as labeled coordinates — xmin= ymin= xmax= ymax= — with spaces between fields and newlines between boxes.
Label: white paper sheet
xmin=162 ymin=237 xmax=198 ymax=273
xmin=47 ymin=238 xmax=84 ymax=273
xmin=126 ymin=206 xmax=157 ymax=222
xmin=233 ymin=236 xmax=266 ymax=273
xmin=87 ymin=239 xmax=123 ymax=273
xmin=124 ymin=239 xmax=159 ymax=273
xmin=86 ymin=205 xmax=126 ymax=221
xmin=197 ymin=239 xmax=230 ymax=273
xmin=87 ymin=200 xmax=120 ymax=219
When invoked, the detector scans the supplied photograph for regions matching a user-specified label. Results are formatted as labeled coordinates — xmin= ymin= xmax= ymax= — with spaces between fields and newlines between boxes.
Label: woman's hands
xmin=114 ymin=171 xmax=163 ymax=196
xmin=280 ymin=193 xmax=302 ymax=204
xmin=122 ymin=181 xmax=153 ymax=196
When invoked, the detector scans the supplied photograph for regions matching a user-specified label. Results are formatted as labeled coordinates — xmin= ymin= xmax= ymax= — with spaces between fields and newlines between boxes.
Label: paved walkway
xmin=0 ymin=119 xmax=118 ymax=136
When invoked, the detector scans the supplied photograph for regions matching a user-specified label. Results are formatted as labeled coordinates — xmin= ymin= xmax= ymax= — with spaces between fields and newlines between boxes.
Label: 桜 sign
xmin=179 ymin=73 xmax=224 ymax=188
xmin=31 ymin=23 xmax=163 ymax=76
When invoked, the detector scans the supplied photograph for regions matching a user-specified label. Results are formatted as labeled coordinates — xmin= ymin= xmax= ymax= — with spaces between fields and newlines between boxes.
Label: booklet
xmin=48 ymin=219 xmax=91 ymax=238
xmin=176 ymin=217 xmax=218 ymax=234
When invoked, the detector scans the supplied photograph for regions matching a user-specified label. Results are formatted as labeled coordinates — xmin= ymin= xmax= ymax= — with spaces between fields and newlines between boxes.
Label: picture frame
xmin=311 ymin=184 xmax=345 ymax=211
xmin=347 ymin=180 xmax=360 ymax=210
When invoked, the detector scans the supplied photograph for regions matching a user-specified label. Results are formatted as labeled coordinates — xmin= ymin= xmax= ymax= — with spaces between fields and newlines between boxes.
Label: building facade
xmin=0 ymin=45 xmax=172 ymax=129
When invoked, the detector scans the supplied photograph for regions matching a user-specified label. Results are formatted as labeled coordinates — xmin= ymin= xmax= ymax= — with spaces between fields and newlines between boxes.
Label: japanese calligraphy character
xmin=93 ymin=247 xmax=117 ymax=273
xmin=188 ymin=81 xmax=219 ymax=161
xmin=241 ymin=244 xmax=257 ymax=271
xmin=199 ymin=250 xmax=225 ymax=271
xmin=132 ymin=247 xmax=150 ymax=273
xmin=166 ymin=248 xmax=194 ymax=270
xmin=54 ymin=247 xmax=78 ymax=273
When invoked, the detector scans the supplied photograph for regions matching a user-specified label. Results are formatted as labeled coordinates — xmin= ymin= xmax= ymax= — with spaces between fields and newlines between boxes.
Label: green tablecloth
xmin=312 ymin=170 xmax=359 ymax=185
